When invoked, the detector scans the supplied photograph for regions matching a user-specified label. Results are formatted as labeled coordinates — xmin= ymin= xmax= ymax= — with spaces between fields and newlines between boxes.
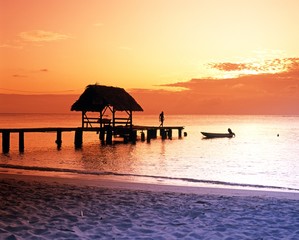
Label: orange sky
xmin=1 ymin=0 xmax=299 ymax=114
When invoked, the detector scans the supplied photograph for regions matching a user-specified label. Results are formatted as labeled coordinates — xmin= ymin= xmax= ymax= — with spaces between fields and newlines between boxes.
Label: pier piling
xmin=179 ymin=129 xmax=182 ymax=138
xmin=141 ymin=131 xmax=145 ymax=142
xmin=168 ymin=129 xmax=172 ymax=139
xmin=74 ymin=129 xmax=83 ymax=149
xmin=161 ymin=129 xmax=167 ymax=140
xmin=146 ymin=129 xmax=151 ymax=143
xmin=1 ymin=125 xmax=184 ymax=153
xmin=2 ymin=131 xmax=10 ymax=154
xmin=19 ymin=131 xmax=24 ymax=153
xmin=106 ymin=127 xmax=113 ymax=145
xmin=99 ymin=129 xmax=105 ymax=144
xmin=130 ymin=130 xmax=137 ymax=144
xmin=56 ymin=130 xmax=62 ymax=149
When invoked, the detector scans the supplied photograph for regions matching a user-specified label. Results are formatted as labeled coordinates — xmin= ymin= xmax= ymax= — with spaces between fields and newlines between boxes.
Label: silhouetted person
xmin=228 ymin=128 xmax=235 ymax=136
xmin=159 ymin=111 xmax=164 ymax=127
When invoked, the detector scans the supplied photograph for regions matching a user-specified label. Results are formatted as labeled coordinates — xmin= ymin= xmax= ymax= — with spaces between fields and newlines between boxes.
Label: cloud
xmin=130 ymin=57 xmax=299 ymax=114
xmin=285 ymin=58 xmax=299 ymax=71
xmin=13 ymin=74 xmax=27 ymax=78
xmin=0 ymin=44 xmax=23 ymax=49
xmin=12 ymin=69 xmax=48 ymax=78
xmin=209 ymin=62 xmax=249 ymax=71
xmin=19 ymin=30 xmax=71 ymax=42
xmin=209 ymin=58 xmax=299 ymax=74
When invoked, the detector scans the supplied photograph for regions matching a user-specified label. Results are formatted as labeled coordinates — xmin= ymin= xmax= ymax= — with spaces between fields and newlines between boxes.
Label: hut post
xmin=81 ymin=111 xmax=85 ymax=128
xmin=112 ymin=108 xmax=116 ymax=128
xmin=99 ymin=110 xmax=103 ymax=128
xmin=129 ymin=110 xmax=133 ymax=128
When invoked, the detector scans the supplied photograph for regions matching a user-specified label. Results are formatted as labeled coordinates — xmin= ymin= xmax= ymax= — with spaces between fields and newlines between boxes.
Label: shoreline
xmin=1 ymin=172 xmax=299 ymax=200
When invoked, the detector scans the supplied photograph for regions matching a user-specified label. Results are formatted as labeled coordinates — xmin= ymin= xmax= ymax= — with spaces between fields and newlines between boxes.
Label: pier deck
xmin=0 ymin=125 xmax=184 ymax=153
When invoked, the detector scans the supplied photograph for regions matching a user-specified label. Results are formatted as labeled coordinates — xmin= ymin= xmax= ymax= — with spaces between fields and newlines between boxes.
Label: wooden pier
xmin=0 ymin=126 xmax=184 ymax=153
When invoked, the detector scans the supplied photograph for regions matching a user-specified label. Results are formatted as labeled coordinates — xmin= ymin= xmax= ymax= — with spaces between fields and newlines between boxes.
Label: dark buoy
xmin=277 ymin=133 xmax=279 ymax=137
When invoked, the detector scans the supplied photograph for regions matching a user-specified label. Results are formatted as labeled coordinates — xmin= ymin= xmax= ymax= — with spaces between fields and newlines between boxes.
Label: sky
xmin=1 ymin=0 xmax=299 ymax=114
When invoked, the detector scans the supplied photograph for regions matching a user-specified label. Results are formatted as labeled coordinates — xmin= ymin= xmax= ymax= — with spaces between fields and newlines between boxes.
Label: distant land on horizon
xmin=0 ymin=89 xmax=298 ymax=115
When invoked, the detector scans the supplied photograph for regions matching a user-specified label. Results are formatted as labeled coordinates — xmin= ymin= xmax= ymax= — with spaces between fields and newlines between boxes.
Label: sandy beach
xmin=1 ymin=173 xmax=299 ymax=239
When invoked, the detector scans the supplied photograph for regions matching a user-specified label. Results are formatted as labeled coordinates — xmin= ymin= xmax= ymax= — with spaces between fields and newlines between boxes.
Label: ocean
xmin=0 ymin=113 xmax=299 ymax=192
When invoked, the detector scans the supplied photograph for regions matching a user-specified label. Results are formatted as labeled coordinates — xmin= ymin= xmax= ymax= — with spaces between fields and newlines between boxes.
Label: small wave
xmin=1 ymin=164 xmax=299 ymax=192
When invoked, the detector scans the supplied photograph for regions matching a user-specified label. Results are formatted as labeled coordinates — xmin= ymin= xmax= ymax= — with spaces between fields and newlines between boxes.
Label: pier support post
xmin=106 ymin=126 xmax=112 ymax=145
xmin=167 ymin=129 xmax=172 ymax=139
xmin=160 ymin=129 xmax=167 ymax=140
xmin=123 ymin=135 xmax=129 ymax=144
xmin=56 ymin=130 xmax=62 ymax=150
xmin=141 ymin=131 xmax=145 ymax=142
xmin=2 ymin=131 xmax=10 ymax=154
xmin=129 ymin=130 xmax=137 ymax=144
xmin=146 ymin=129 xmax=151 ymax=143
xmin=19 ymin=131 xmax=24 ymax=153
xmin=74 ymin=129 xmax=83 ymax=149
xmin=178 ymin=129 xmax=182 ymax=138
xmin=99 ymin=129 xmax=105 ymax=144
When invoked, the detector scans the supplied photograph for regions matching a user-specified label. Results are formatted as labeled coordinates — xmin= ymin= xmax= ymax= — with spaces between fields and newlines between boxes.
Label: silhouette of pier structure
xmin=0 ymin=85 xmax=184 ymax=153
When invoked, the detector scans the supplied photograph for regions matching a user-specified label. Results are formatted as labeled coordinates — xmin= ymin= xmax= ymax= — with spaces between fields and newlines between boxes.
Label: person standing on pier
xmin=159 ymin=111 xmax=164 ymax=127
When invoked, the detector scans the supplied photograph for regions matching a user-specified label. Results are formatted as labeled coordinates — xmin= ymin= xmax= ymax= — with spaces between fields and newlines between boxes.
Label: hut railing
xmin=113 ymin=117 xmax=131 ymax=127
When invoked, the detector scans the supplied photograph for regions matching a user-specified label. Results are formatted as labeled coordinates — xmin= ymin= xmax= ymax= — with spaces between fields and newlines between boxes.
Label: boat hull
xmin=201 ymin=132 xmax=235 ymax=138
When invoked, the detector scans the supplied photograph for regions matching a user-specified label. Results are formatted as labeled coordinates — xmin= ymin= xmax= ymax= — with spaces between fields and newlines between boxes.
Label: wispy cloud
xmin=209 ymin=62 xmax=249 ymax=72
xmin=12 ymin=68 xmax=48 ymax=78
xmin=0 ymin=43 xmax=23 ymax=49
xmin=208 ymin=58 xmax=299 ymax=74
xmin=19 ymin=30 xmax=71 ymax=42
xmin=13 ymin=74 xmax=27 ymax=78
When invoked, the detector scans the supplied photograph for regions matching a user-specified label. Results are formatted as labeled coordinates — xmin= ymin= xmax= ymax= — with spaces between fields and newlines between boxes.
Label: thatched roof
xmin=71 ymin=84 xmax=143 ymax=112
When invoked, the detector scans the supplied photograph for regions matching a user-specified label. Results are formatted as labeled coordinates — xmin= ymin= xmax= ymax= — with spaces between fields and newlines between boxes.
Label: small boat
xmin=201 ymin=128 xmax=235 ymax=138
xmin=201 ymin=132 xmax=235 ymax=138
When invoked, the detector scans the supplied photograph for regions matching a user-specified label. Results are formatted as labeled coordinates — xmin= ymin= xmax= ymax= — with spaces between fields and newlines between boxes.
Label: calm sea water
xmin=1 ymin=113 xmax=299 ymax=192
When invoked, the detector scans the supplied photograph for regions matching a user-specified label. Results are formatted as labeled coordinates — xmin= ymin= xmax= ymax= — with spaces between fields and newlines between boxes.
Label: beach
xmin=0 ymin=173 xmax=299 ymax=239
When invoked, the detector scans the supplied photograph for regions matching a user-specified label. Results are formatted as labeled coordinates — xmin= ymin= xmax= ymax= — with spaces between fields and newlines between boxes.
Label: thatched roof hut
xmin=71 ymin=84 xmax=143 ymax=112
xmin=71 ymin=84 xmax=143 ymax=128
